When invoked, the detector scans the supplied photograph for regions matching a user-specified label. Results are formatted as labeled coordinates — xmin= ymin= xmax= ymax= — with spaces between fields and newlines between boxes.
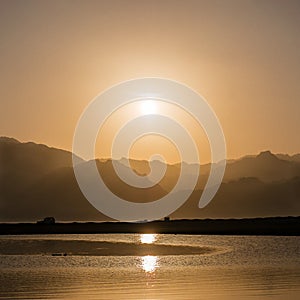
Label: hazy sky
xmin=1 ymin=0 xmax=300 ymax=163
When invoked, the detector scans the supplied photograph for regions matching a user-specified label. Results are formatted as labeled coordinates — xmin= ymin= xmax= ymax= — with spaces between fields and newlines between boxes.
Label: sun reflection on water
xmin=141 ymin=255 xmax=159 ymax=273
xmin=139 ymin=234 xmax=159 ymax=273
xmin=140 ymin=233 xmax=157 ymax=244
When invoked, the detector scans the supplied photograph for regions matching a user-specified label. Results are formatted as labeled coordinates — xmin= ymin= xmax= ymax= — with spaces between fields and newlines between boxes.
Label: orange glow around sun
xmin=95 ymin=100 xmax=211 ymax=164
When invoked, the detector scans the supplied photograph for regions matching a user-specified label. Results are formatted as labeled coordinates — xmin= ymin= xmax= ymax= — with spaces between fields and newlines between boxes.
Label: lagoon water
xmin=0 ymin=234 xmax=299 ymax=299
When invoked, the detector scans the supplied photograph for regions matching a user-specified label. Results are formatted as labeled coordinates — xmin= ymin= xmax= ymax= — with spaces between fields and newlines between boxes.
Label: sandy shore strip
xmin=0 ymin=239 xmax=216 ymax=256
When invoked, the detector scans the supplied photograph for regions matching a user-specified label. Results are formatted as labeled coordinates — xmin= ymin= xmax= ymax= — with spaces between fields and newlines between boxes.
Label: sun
xmin=139 ymin=100 xmax=158 ymax=115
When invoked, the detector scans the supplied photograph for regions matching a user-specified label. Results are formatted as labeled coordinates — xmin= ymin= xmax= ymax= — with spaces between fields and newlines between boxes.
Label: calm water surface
xmin=0 ymin=234 xmax=299 ymax=299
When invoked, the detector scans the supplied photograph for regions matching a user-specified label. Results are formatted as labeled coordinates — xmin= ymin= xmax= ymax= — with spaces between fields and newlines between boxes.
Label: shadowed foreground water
xmin=0 ymin=234 xmax=299 ymax=299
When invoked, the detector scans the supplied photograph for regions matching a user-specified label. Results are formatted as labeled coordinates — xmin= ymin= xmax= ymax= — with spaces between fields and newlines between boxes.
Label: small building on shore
xmin=37 ymin=217 xmax=56 ymax=224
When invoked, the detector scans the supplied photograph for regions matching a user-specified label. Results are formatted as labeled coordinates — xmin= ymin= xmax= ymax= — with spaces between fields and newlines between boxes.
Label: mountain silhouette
xmin=223 ymin=150 xmax=300 ymax=182
xmin=1 ymin=137 xmax=299 ymax=221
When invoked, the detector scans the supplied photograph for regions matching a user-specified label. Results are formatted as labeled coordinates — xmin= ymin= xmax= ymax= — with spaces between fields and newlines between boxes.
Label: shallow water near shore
xmin=0 ymin=234 xmax=299 ymax=299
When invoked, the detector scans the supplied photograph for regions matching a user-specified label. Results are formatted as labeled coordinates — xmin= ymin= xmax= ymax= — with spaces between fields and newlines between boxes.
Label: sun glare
xmin=139 ymin=100 xmax=158 ymax=115
xmin=141 ymin=255 xmax=159 ymax=273
xmin=140 ymin=233 xmax=157 ymax=244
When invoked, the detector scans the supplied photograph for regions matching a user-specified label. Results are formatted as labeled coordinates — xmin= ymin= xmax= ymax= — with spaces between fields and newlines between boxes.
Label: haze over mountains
xmin=1 ymin=137 xmax=299 ymax=222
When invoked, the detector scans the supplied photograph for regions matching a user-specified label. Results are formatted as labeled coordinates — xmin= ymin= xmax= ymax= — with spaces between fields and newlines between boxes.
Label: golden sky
xmin=1 ymin=0 xmax=300 ymax=163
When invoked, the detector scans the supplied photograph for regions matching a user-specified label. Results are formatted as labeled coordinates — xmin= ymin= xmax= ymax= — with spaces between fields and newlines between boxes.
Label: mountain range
xmin=1 ymin=137 xmax=299 ymax=222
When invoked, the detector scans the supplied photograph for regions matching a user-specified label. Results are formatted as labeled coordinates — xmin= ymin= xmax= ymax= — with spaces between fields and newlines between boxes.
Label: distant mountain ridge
xmin=1 ymin=137 xmax=299 ymax=221
xmin=276 ymin=153 xmax=300 ymax=163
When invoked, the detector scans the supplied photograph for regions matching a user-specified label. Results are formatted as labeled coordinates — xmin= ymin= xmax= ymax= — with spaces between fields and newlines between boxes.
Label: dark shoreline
xmin=1 ymin=217 xmax=300 ymax=236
